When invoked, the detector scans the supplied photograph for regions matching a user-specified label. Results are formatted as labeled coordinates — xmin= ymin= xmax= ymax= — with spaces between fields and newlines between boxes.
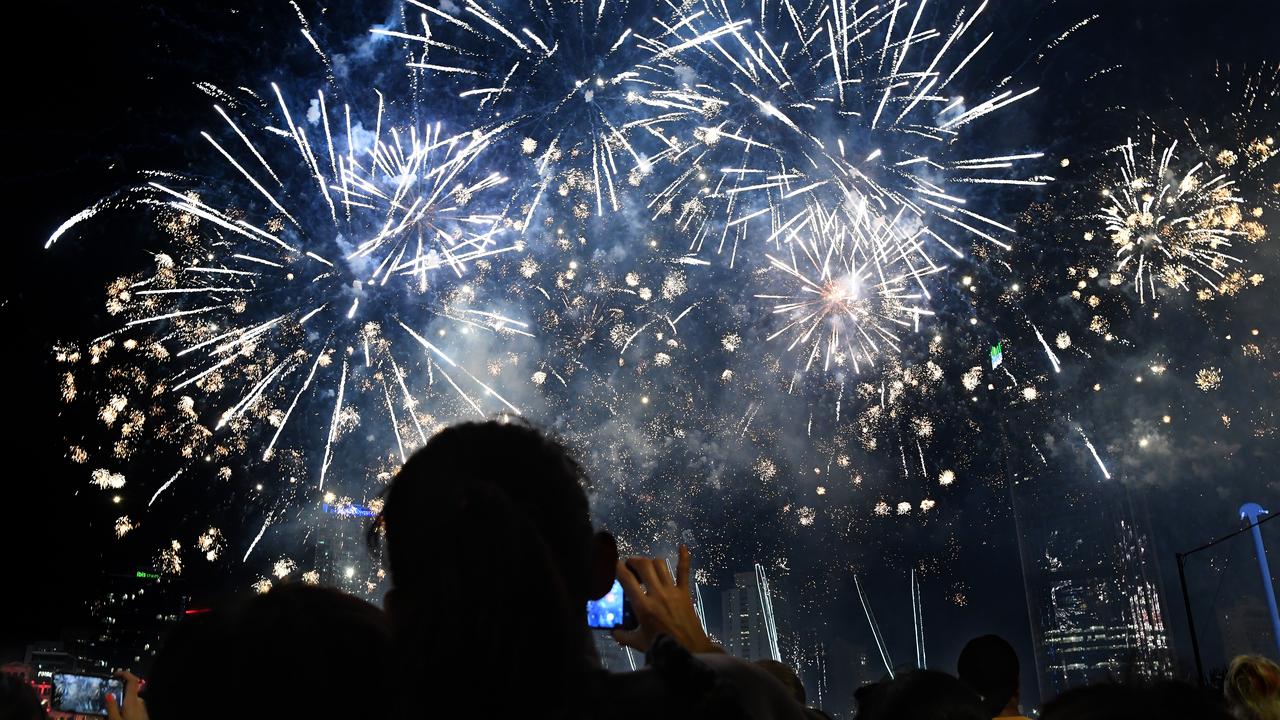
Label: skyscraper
xmin=720 ymin=564 xmax=782 ymax=662
xmin=1012 ymin=471 xmax=1174 ymax=698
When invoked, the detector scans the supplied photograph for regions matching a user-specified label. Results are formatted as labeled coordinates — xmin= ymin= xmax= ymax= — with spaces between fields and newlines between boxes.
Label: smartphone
xmin=587 ymin=578 xmax=637 ymax=630
xmin=51 ymin=673 xmax=124 ymax=717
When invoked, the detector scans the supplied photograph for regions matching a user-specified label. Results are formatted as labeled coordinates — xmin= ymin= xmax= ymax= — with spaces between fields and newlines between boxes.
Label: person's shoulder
xmin=693 ymin=653 xmax=809 ymax=720
xmin=598 ymin=652 xmax=808 ymax=720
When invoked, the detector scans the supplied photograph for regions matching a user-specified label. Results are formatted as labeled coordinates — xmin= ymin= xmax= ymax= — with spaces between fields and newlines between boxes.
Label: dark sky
xmin=3 ymin=0 xmax=1279 ymax=712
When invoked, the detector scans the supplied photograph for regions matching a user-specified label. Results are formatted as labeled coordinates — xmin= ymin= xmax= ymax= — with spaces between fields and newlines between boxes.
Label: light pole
xmin=1239 ymin=503 xmax=1280 ymax=658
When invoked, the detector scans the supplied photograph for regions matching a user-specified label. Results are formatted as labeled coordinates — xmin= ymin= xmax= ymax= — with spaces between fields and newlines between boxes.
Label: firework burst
xmin=646 ymin=0 xmax=1048 ymax=265
xmin=1096 ymin=136 xmax=1250 ymax=303
xmin=53 ymin=86 xmax=537 ymax=572
xmin=380 ymin=0 xmax=728 ymax=219
xmin=756 ymin=197 xmax=937 ymax=375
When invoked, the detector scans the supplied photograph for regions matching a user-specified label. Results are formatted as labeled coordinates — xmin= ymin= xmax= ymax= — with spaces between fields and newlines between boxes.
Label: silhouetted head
xmin=142 ymin=607 xmax=226 ymax=720
xmin=1041 ymin=681 xmax=1233 ymax=720
xmin=378 ymin=420 xmax=616 ymax=604
xmin=229 ymin=584 xmax=395 ymax=717
xmin=0 ymin=674 xmax=44 ymax=720
xmin=1225 ymin=655 xmax=1280 ymax=720
xmin=854 ymin=670 xmax=987 ymax=720
xmin=145 ymin=584 xmax=393 ymax=720
xmin=756 ymin=659 xmax=807 ymax=705
xmin=958 ymin=634 xmax=1020 ymax=716
xmin=372 ymin=420 xmax=617 ymax=713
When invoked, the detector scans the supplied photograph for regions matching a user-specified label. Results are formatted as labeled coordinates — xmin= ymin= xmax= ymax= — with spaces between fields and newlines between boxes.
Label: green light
xmin=136 ymin=571 xmax=161 ymax=579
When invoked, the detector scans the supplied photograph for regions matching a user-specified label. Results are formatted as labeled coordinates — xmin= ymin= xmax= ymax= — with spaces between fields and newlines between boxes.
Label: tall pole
xmin=1239 ymin=503 xmax=1280 ymax=657
xmin=1176 ymin=552 xmax=1205 ymax=686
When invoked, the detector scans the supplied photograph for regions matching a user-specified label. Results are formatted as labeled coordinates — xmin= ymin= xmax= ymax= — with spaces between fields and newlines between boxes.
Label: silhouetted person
xmin=1226 ymin=655 xmax=1280 ymax=720
xmin=957 ymin=635 xmax=1027 ymax=718
xmin=1040 ymin=681 xmax=1233 ymax=720
xmin=373 ymin=419 xmax=807 ymax=718
xmin=756 ymin=661 xmax=806 ymax=705
xmin=0 ymin=674 xmax=45 ymax=720
xmin=854 ymin=670 xmax=987 ymax=720
xmin=110 ymin=583 xmax=395 ymax=720
xmin=754 ymin=660 xmax=835 ymax=718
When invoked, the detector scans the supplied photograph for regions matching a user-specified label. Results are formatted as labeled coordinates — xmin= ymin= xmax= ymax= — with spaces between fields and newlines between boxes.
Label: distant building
xmin=1217 ymin=594 xmax=1277 ymax=661
xmin=23 ymin=642 xmax=71 ymax=679
xmin=846 ymin=645 xmax=877 ymax=714
xmin=1013 ymin=475 xmax=1174 ymax=698
xmin=721 ymin=565 xmax=782 ymax=662
xmin=66 ymin=572 xmax=188 ymax=675
xmin=794 ymin=636 xmax=830 ymax=710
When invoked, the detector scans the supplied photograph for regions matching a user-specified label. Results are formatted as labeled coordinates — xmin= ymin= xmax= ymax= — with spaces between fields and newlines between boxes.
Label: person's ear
xmin=587 ymin=531 xmax=618 ymax=600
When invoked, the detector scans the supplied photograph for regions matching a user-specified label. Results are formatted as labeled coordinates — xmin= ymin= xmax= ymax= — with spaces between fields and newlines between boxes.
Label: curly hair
xmin=1226 ymin=655 xmax=1280 ymax=720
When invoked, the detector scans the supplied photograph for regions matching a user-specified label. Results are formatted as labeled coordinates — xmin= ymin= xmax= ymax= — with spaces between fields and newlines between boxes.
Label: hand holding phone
xmin=51 ymin=673 xmax=124 ymax=717
xmin=612 ymin=544 xmax=722 ymax=655
xmin=105 ymin=670 xmax=148 ymax=720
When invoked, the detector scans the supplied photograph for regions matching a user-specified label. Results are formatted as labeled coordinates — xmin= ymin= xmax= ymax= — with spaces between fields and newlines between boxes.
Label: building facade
xmin=1013 ymin=473 xmax=1175 ymax=698
xmin=720 ymin=565 xmax=782 ymax=662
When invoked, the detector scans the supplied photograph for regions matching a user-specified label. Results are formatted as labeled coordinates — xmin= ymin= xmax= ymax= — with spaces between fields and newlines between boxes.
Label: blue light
xmin=322 ymin=502 xmax=377 ymax=518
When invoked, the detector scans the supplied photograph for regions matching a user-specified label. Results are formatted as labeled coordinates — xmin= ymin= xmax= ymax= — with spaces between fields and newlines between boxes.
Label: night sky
xmin=3 ymin=0 xmax=1279 ymax=713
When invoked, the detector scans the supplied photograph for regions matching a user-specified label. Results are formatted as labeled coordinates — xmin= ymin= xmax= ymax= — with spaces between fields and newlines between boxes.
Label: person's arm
xmin=612 ymin=544 xmax=722 ymax=655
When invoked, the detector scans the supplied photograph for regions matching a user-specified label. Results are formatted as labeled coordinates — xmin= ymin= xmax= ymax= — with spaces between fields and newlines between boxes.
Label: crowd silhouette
xmin=3 ymin=420 xmax=1272 ymax=720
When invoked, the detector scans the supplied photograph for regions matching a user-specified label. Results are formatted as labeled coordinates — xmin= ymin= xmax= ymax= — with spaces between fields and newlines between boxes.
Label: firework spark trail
xmin=148 ymin=469 xmax=184 ymax=507
xmin=1030 ymin=322 xmax=1062 ymax=373
xmin=243 ymin=512 xmax=274 ymax=562
xmin=1077 ymin=426 xmax=1111 ymax=480
xmin=319 ymin=358 xmax=348 ymax=491
xmin=46 ymin=198 xmax=119 ymax=249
